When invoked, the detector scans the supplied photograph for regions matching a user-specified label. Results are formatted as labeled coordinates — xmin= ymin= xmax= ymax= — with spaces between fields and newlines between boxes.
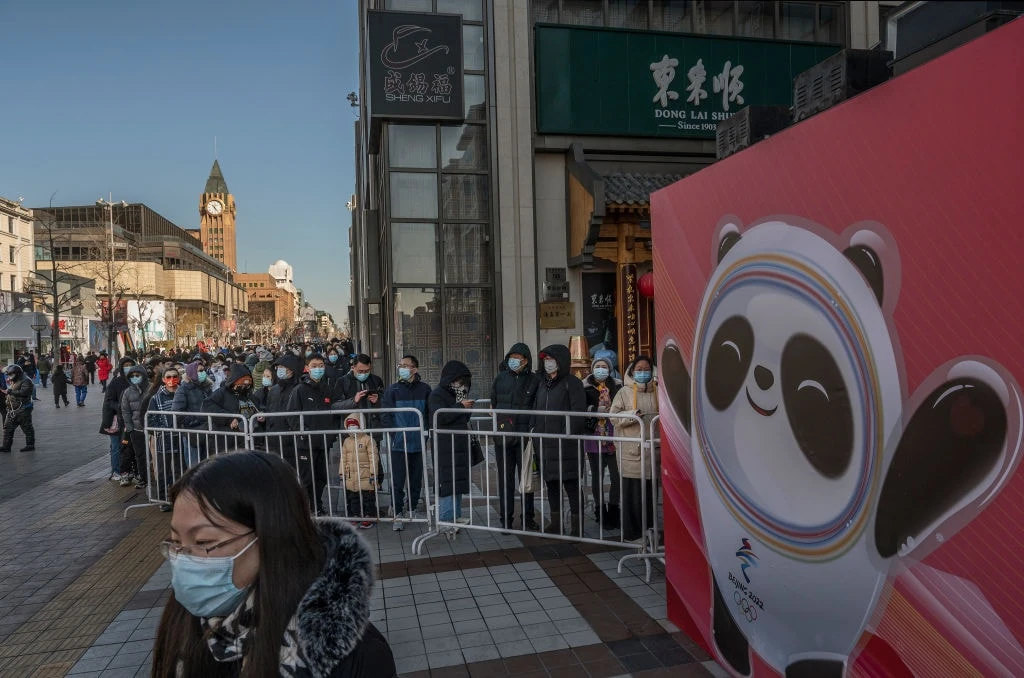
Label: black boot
xmin=569 ymin=512 xmax=582 ymax=538
xmin=543 ymin=511 xmax=562 ymax=535
xmin=602 ymin=503 xmax=621 ymax=530
xmin=20 ymin=445 xmax=34 ymax=452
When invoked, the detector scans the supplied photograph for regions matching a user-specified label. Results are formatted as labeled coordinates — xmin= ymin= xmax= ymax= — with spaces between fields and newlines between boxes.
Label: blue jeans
xmin=108 ymin=434 xmax=121 ymax=474
xmin=182 ymin=435 xmax=203 ymax=468
xmin=75 ymin=385 xmax=87 ymax=404
xmin=438 ymin=494 xmax=463 ymax=522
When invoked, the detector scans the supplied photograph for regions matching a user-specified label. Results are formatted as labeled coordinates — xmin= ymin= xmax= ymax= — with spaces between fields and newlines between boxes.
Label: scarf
xmin=199 ymin=592 xmax=313 ymax=677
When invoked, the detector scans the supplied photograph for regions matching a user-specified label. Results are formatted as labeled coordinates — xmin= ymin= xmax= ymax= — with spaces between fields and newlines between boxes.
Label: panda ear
xmin=843 ymin=245 xmax=884 ymax=306
xmin=660 ymin=342 xmax=692 ymax=434
xmin=875 ymin=360 xmax=1022 ymax=559
xmin=716 ymin=223 xmax=742 ymax=265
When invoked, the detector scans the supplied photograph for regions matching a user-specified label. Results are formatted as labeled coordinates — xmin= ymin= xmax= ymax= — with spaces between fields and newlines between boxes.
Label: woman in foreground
xmin=151 ymin=450 xmax=397 ymax=678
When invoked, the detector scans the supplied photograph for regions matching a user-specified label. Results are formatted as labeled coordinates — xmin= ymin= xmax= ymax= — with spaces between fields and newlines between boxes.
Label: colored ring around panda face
xmin=694 ymin=252 xmax=884 ymax=562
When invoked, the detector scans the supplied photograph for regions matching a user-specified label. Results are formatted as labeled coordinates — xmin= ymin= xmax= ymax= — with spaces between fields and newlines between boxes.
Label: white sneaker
xmin=392 ymin=520 xmax=404 ymax=532
xmin=109 ymin=473 xmax=122 ymax=482
xmin=118 ymin=477 xmax=132 ymax=487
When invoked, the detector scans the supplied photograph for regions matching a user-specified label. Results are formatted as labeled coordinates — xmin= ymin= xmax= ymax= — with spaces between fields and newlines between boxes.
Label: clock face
xmin=206 ymin=200 xmax=223 ymax=216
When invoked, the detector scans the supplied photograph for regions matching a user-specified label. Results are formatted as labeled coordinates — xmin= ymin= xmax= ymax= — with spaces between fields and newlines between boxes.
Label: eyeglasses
xmin=159 ymin=531 xmax=255 ymax=559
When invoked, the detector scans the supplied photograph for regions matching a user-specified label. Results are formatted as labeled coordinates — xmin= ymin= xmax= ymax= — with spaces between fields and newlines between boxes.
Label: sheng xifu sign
xmin=368 ymin=10 xmax=464 ymax=120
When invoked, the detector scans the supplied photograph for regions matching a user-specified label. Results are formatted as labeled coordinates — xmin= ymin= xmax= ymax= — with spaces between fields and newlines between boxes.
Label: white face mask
xmin=543 ymin=359 xmax=558 ymax=375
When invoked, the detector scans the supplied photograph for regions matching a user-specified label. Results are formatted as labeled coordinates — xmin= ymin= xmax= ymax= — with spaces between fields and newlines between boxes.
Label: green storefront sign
xmin=535 ymin=25 xmax=839 ymax=139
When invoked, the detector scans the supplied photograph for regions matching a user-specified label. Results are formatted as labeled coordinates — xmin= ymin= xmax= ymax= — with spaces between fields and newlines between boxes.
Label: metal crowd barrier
xmin=616 ymin=414 xmax=663 ymax=582
xmin=411 ymin=408 xmax=656 ymax=557
xmin=126 ymin=411 xmax=249 ymax=516
xmin=249 ymin=407 xmax=429 ymax=525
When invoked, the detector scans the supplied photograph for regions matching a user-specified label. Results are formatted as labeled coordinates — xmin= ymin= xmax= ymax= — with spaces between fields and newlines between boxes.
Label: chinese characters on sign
xmin=368 ymin=11 xmax=464 ymax=120
xmin=618 ymin=264 xmax=640 ymax=367
xmin=651 ymin=53 xmax=746 ymax=134
xmin=539 ymin=301 xmax=575 ymax=330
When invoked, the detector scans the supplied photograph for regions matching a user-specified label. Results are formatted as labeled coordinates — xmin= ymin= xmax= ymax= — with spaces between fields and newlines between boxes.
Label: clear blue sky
xmin=0 ymin=0 xmax=359 ymax=323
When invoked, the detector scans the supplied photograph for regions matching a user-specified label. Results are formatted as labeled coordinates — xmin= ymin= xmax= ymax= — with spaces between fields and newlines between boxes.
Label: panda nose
xmin=754 ymin=365 xmax=774 ymax=391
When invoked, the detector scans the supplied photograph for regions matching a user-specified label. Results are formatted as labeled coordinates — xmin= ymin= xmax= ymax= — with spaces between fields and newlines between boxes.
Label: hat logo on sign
xmin=380 ymin=25 xmax=449 ymax=70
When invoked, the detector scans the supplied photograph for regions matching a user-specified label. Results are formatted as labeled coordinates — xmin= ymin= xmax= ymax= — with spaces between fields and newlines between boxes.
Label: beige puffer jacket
xmin=340 ymin=432 xmax=379 ymax=492
xmin=610 ymin=372 xmax=659 ymax=480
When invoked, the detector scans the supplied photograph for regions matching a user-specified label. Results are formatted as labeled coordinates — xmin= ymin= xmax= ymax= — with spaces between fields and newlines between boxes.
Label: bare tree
xmin=128 ymin=292 xmax=157 ymax=354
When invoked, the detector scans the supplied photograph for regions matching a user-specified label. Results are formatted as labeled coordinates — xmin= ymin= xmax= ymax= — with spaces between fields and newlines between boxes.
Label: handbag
xmin=470 ymin=436 xmax=484 ymax=466
xmin=518 ymin=439 xmax=535 ymax=493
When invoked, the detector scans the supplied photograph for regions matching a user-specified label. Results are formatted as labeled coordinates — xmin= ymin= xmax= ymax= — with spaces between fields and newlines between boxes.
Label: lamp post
xmin=95 ymin=195 xmax=127 ymax=361
xmin=29 ymin=313 xmax=47 ymax=358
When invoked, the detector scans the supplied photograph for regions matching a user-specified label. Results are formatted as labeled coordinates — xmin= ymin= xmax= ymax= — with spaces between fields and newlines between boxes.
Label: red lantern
xmin=637 ymin=271 xmax=654 ymax=298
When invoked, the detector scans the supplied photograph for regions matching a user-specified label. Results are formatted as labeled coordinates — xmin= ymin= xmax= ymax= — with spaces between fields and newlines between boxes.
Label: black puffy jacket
xmin=531 ymin=344 xmax=587 ymax=482
xmin=428 ymin=360 xmax=473 ymax=497
xmin=489 ymin=342 xmax=540 ymax=433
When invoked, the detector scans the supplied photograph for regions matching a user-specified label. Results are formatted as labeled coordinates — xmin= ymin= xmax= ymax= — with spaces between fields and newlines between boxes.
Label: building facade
xmin=235 ymin=271 xmax=297 ymax=341
xmin=198 ymin=160 xmax=238 ymax=273
xmin=0 ymin=196 xmax=35 ymax=300
xmin=351 ymin=0 xmax=900 ymax=384
xmin=31 ymin=202 xmax=247 ymax=349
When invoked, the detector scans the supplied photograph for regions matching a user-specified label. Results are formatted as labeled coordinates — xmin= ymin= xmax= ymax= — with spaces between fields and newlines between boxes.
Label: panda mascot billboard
xmin=652 ymin=20 xmax=1024 ymax=678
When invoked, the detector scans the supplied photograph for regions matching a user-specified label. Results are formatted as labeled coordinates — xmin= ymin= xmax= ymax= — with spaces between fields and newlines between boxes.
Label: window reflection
xmin=441 ymin=125 xmax=487 ymax=171
xmin=464 ymin=74 xmax=486 ymax=121
xmin=782 ymin=2 xmax=816 ymax=41
xmin=444 ymin=287 xmax=494 ymax=389
xmin=385 ymin=0 xmax=431 ymax=11
xmin=394 ymin=287 xmax=443 ymax=386
xmin=443 ymin=223 xmax=490 ymax=284
xmin=651 ymin=0 xmax=691 ymax=32
xmin=437 ymin=0 xmax=482 ymax=22
xmin=607 ymin=0 xmax=648 ymax=29
xmin=442 ymin=175 xmax=488 ymax=221
xmin=463 ymin=25 xmax=485 ymax=72
xmin=389 ymin=125 xmax=437 ymax=169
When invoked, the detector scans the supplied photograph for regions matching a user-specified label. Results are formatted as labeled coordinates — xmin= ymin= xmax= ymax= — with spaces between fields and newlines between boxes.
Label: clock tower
xmin=199 ymin=159 xmax=237 ymax=272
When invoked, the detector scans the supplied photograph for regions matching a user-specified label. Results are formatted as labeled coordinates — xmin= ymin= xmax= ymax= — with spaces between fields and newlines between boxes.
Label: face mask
xmin=129 ymin=375 xmax=143 ymax=385
xmin=169 ymin=538 xmax=258 ymax=618
xmin=507 ymin=358 xmax=522 ymax=372
xmin=592 ymin=367 xmax=609 ymax=381
xmin=354 ymin=371 xmax=369 ymax=382
xmin=328 ymin=355 xmax=339 ymax=363
xmin=234 ymin=383 xmax=252 ymax=395
xmin=165 ymin=377 xmax=180 ymax=387
xmin=543 ymin=359 xmax=558 ymax=375
xmin=309 ymin=367 xmax=326 ymax=381
xmin=347 ymin=425 xmax=360 ymax=431
xmin=398 ymin=367 xmax=412 ymax=381
xmin=452 ymin=383 xmax=469 ymax=400
xmin=634 ymin=370 xmax=652 ymax=384
xmin=261 ymin=376 xmax=272 ymax=387
xmin=305 ymin=351 xmax=312 ymax=358
xmin=197 ymin=371 xmax=208 ymax=383
xmin=276 ymin=367 xmax=289 ymax=380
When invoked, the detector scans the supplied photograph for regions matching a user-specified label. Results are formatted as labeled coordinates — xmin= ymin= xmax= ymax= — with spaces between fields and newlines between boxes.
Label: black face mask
xmin=233 ymin=384 xmax=253 ymax=396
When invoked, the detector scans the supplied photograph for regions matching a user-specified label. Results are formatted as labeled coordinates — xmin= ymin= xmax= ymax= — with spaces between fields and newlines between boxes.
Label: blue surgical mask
xmin=329 ymin=354 xmax=339 ymax=363
xmin=261 ymin=376 xmax=272 ymax=387
xmin=276 ymin=367 xmax=289 ymax=380
xmin=169 ymin=538 xmax=258 ymax=618
xmin=398 ymin=367 xmax=412 ymax=381
xmin=354 ymin=372 xmax=369 ymax=382
xmin=592 ymin=367 xmax=609 ymax=381
xmin=197 ymin=371 xmax=207 ymax=383
xmin=507 ymin=358 xmax=522 ymax=372
xmin=634 ymin=370 xmax=652 ymax=384
xmin=309 ymin=367 xmax=326 ymax=381
xmin=305 ymin=350 xmax=312 ymax=358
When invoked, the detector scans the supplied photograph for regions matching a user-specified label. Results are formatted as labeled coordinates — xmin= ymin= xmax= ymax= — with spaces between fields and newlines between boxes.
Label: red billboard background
xmin=652 ymin=19 xmax=1024 ymax=677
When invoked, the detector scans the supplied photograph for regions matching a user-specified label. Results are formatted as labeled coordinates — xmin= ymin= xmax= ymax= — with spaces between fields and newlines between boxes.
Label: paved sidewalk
xmin=0 ymin=399 xmax=725 ymax=677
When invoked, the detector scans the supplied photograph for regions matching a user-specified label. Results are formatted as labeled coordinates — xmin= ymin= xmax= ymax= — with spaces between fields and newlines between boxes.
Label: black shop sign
xmin=368 ymin=10 xmax=464 ymax=120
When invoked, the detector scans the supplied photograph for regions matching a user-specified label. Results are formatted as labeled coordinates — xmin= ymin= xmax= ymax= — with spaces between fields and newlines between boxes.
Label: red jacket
xmin=97 ymin=356 xmax=112 ymax=381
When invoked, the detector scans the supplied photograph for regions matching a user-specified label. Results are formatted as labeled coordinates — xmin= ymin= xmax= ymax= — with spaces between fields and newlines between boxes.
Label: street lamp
xmin=95 ymin=195 xmax=128 ymax=360
xmin=29 ymin=313 xmax=47 ymax=357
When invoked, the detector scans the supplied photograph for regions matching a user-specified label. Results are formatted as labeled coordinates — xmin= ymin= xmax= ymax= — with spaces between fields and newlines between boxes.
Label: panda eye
xmin=705 ymin=315 xmax=754 ymax=411
xmin=781 ymin=334 xmax=853 ymax=479
xmin=797 ymin=379 xmax=829 ymax=401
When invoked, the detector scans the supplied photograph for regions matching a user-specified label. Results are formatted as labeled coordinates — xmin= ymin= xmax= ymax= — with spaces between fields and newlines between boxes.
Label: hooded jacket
xmin=610 ymin=365 xmax=659 ymax=480
xmin=181 ymin=519 xmax=396 ymax=678
xmin=286 ymin=371 xmax=341 ymax=436
xmin=101 ymin=358 xmax=137 ymax=432
xmin=531 ymin=344 xmax=588 ymax=482
xmin=171 ymin=362 xmax=214 ymax=430
xmin=428 ymin=360 xmax=474 ymax=497
xmin=265 ymin=354 xmax=304 ymax=435
xmin=202 ymin=363 xmax=254 ymax=431
xmin=489 ymin=342 xmax=540 ymax=433
xmin=381 ymin=373 xmax=431 ymax=454
xmin=120 ymin=366 xmax=150 ymax=432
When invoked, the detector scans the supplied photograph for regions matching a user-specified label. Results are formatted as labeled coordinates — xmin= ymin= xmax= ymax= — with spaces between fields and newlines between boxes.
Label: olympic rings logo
xmin=733 ymin=590 xmax=758 ymax=622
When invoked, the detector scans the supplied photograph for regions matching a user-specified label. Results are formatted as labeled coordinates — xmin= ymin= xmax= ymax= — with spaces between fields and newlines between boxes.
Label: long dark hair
xmin=151 ymin=451 xmax=325 ymax=678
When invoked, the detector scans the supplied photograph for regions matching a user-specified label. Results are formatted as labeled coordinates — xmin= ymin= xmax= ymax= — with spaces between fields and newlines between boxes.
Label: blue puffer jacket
xmin=381 ymin=375 xmax=431 ymax=453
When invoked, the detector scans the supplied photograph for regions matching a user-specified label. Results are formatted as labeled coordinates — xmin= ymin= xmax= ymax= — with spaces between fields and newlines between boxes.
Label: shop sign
xmin=535 ymin=25 xmax=839 ymax=139
xmin=539 ymin=301 xmax=575 ymax=329
xmin=618 ymin=264 xmax=640 ymax=366
xmin=368 ymin=10 xmax=464 ymax=120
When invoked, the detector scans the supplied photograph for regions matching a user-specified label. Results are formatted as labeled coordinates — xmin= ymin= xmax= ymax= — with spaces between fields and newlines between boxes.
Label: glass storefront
xmin=382 ymin=0 xmax=494 ymax=393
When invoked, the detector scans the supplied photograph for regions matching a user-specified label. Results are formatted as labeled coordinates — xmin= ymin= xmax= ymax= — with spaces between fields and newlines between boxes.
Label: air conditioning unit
xmin=716 ymin=106 xmax=791 ymax=160
xmin=792 ymin=50 xmax=892 ymax=123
